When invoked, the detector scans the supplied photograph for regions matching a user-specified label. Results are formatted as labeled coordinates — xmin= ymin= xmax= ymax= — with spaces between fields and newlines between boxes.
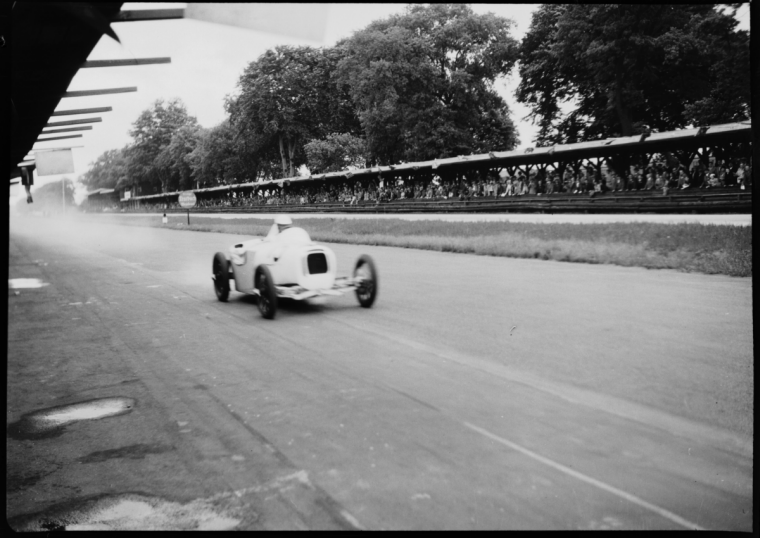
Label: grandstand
xmin=109 ymin=121 xmax=752 ymax=214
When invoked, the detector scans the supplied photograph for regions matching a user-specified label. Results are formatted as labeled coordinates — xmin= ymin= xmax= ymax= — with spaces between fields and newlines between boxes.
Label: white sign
xmin=179 ymin=191 xmax=197 ymax=208
xmin=36 ymin=149 xmax=74 ymax=176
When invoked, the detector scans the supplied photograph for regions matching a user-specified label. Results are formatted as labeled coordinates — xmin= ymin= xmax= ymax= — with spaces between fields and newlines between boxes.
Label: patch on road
xmin=7 ymin=397 xmax=135 ymax=440
xmin=77 ymin=443 xmax=175 ymax=464
xmin=8 ymin=278 xmax=50 ymax=289
xmin=8 ymin=492 xmax=243 ymax=531
xmin=7 ymin=467 xmax=59 ymax=493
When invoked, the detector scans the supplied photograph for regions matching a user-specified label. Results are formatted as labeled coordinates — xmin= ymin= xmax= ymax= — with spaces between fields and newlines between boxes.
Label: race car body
xmin=212 ymin=224 xmax=377 ymax=319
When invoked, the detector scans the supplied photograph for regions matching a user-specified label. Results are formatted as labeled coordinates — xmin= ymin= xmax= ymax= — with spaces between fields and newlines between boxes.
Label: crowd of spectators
xmin=627 ymin=157 xmax=751 ymax=194
xmin=120 ymin=155 xmax=750 ymax=212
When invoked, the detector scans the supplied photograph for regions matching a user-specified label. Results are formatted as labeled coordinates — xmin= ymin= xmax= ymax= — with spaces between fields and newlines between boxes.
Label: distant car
xmin=211 ymin=221 xmax=377 ymax=319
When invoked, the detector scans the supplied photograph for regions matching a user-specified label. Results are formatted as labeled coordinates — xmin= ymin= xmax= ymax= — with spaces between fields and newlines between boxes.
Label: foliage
xmin=127 ymin=98 xmax=198 ymax=194
xmin=304 ymin=133 xmax=367 ymax=173
xmin=79 ymin=147 xmax=129 ymax=191
xmin=336 ymin=3 xmax=520 ymax=164
xmin=681 ymin=5 xmax=751 ymax=125
xmin=517 ymin=4 xmax=751 ymax=145
xmin=155 ymin=124 xmax=202 ymax=191
xmin=188 ymin=120 xmax=272 ymax=186
xmin=229 ymin=45 xmax=360 ymax=179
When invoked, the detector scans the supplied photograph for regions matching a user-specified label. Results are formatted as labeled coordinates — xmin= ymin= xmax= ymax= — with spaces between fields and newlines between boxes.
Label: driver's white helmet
xmin=274 ymin=215 xmax=292 ymax=226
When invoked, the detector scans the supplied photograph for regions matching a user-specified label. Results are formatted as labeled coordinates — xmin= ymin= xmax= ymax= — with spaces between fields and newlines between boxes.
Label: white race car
xmin=211 ymin=217 xmax=378 ymax=319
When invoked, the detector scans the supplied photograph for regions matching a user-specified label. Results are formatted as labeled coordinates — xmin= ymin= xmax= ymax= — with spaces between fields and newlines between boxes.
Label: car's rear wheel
xmin=354 ymin=254 xmax=378 ymax=308
xmin=256 ymin=265 xmax=278 ymax=319
xmin=212 ymin=252 xmax=230 ymax=302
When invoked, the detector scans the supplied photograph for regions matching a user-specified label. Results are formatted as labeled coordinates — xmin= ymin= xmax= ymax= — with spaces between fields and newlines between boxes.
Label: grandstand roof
xmin=86 ymin=188 xmax=116 ymax=196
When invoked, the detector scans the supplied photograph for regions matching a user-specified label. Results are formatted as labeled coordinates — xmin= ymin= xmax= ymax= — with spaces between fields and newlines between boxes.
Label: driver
xmin=262 ymin=215 xmax=311 ymax=263
xmin=265 ymin=214 xmax=294 ymax=241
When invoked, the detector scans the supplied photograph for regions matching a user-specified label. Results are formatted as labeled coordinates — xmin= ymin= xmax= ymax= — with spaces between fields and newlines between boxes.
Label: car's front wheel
xmin=212 ymin=252 xmax=230 ymax=302
xmin=256 ymin=265 xmax=278 ymax=319
xmin=354 ymin=254 xmax=378 ymax=308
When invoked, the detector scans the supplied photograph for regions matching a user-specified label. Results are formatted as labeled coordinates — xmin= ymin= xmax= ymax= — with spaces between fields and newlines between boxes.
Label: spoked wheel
xmin=353 ymin=254 xmax=378 ymax=308
xmin=212 ymin=252 xmax=230 ymax=302
xmin=256 ymin=265 xmax=278 ymax=319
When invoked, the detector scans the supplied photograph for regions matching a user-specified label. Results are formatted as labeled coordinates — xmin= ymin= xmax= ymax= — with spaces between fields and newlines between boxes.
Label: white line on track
xmin=463 ymin=422 xmax=705 ymax=530
xmin=330 ymin=317 xmax=752 ymax=459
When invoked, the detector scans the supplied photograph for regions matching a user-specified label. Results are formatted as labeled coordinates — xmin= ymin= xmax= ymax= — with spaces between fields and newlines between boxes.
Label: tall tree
xmin=80 ymin=147 xmax=128 ymax=191
xmin=127 ymin=98 xmax=198 ymax=193
xmin=230 ymin=45 xmax=359 ymax=178
xmin=188 ymin=120 xmax=279 ymax=187
xmin=155 ymin=124 xmax=202 ymax=191
xmin=336 ymin=3 xmax=520 ymax=164
xmin=517 ymin=4 xmax=750 ymax=145
xmin=187 ymin=124 xmax=234 ymax=187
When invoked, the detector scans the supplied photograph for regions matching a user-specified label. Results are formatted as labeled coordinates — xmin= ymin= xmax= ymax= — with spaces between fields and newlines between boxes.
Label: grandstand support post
xmin=694 ymin=147 xmax=710 ymax=168
xmin=607 ymin=154 xmax=631 ymax=191
xmin=674 ymin=150 xmax=696 ymax=180
xmin=570 ymin=160 xmax=583 ymax=183
xmin=584 ymin=158 xmax=602 ymax=184
xmin=550 ymin=161 xmax=567 ymax=186
xmin=187 ymin=209 xmax=190 ymax=225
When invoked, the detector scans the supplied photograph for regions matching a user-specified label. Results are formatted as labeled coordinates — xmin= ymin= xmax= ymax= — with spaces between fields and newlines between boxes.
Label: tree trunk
xmin=288 ymin=137 xmax=295 ymax=177
xmin=612 ymin=76 xmax=633 ymax=136
xmin=278 ymin=134 xmax=288 ymax=178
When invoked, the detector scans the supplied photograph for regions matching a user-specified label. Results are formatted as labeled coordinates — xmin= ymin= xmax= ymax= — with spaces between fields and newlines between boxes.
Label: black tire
xmin=256 ymin=265 xmax=278 ymax=320
xmin=353 ymin=255 xmax=378 ymax=308
xmin=212 ymin=252 xmax=230 ymax=302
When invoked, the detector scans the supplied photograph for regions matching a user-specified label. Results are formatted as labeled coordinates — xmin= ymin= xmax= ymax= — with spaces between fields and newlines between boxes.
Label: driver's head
xmin=274 ymin=214 xmax=293 ymax=232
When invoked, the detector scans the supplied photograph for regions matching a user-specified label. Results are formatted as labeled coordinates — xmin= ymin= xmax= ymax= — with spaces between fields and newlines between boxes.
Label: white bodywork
xmin=227 ymin=227 xmax=340 ymax=298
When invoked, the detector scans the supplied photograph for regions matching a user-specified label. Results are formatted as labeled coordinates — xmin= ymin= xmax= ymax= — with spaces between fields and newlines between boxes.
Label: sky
xmin=11 ymin=3 xmax=750 ymax=206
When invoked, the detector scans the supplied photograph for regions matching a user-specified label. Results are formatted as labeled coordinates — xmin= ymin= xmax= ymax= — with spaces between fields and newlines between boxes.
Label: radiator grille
xmin=307 ymin=252 xmax=328 ymax=274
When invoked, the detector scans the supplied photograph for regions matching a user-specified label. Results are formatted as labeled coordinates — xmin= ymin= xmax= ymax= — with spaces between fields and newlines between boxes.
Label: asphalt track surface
xmin=7 ymin=215 xmax=753 ymax=530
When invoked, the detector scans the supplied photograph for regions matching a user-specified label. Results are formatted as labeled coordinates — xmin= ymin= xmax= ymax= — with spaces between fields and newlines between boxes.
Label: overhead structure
xmin=184 ymin=3 xmax=329 ymax=43
xmin=9 ymin=2 xmax=183 ymax=184
xmin=35 ymin=135 xmax=83 ymax=143
xmin=9 ymin=3 xmax=331 ymax=193
xmin=42 ymin=126 xmax=95 ymax=135
xmin=10 ymin=2 xmax=124 ymax=179
xmin=44 ymin=118 xmax=103 ymax=128
xmin=51 ymin=106 xmax=113 ymax=116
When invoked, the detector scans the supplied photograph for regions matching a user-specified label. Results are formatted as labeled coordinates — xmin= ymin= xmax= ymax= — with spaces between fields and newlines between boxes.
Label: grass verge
xmin=81 ymin=215 xmax=752 ymax=277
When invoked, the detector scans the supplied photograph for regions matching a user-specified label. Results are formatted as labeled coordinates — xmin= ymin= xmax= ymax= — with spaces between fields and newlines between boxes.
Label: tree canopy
xmin=517 ymin=4 xmax=750 ymax=145
xmin=80 ymin=147 xmax=129 ymax=191
xmin=304 ymin=133 xmax=367 ymax=174
xmin=127 ymin=98 xmax=198 ymax=194
xmin=229 ymin=45 xmax=360 ymax=178
xmin=336 ymin=3 xmax=520 ymax=164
